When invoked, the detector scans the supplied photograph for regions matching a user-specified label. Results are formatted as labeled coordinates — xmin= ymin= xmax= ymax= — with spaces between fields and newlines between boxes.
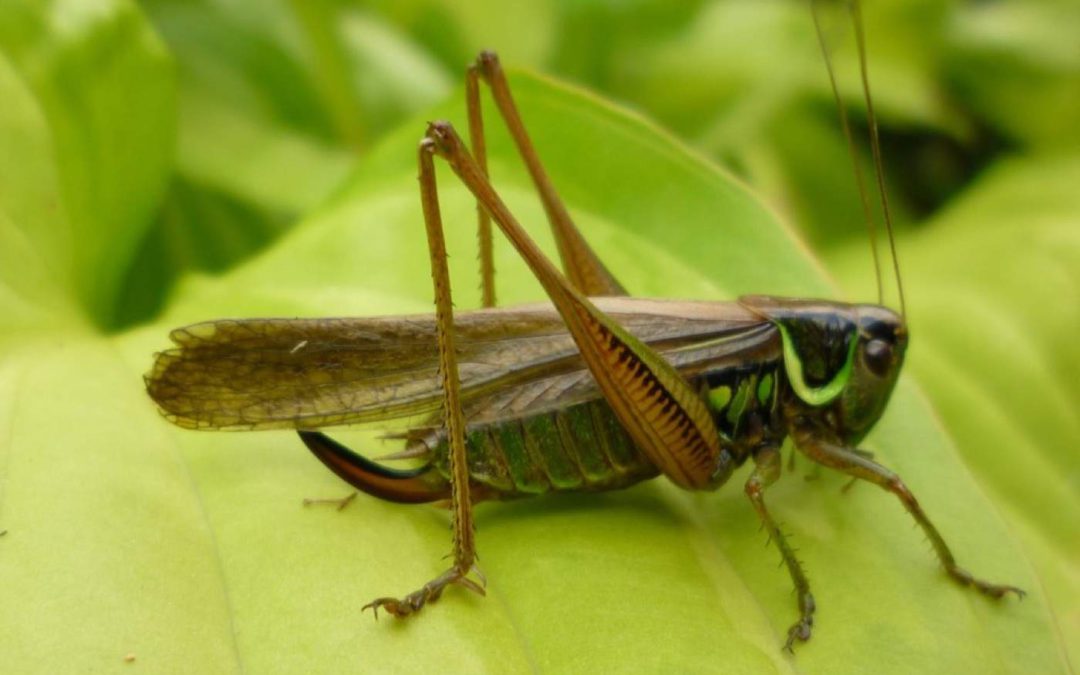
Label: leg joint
xmin=425 ymin=120 xmax=461 ymax=156
xmin=887 ymin=474 xmax=914 ymax=501
xmin=475 ymin=50 xmax=500 ymax=78
xmin=744 ymin=478 xmax=762 ymax=501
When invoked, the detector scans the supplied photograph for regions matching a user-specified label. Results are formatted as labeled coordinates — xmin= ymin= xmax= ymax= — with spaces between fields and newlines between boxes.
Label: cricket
xmin=145 ymin=0 xmax=1023 ymax=652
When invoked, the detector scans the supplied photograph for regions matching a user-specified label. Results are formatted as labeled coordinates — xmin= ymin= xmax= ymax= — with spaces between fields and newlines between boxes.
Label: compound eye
xmin=864 ymin=338 xmax=894 ymax=377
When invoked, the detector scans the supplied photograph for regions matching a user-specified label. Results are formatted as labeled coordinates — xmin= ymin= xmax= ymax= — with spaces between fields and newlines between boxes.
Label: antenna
xmin=810 ymin=0 xmax=905 ymax=317
xmin=811 ymin=0 xmax=883 ymax=306
xmin=850 ymin=0 xmax=906 ymax=317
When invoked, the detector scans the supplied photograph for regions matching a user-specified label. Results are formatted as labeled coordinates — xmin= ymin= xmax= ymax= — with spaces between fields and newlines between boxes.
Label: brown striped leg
xmin=792 ymin=426 xmax=1024 ymax=600
xmin=465 ymin=64 xmax=497 ymax=308
xmin=362 ymin=136 xmax=485 ymax=619
xmin=469 ymin=51 xmax=625 ymax=297
xmin=745 ymin=446 xmax=815 ymax=652
xmin=423 ymin=119 xmax=729 ymax=491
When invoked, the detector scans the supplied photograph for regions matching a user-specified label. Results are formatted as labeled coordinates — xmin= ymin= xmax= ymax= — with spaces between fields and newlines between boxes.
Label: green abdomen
xmin=430 ymin=399 xmax=660 ymax=499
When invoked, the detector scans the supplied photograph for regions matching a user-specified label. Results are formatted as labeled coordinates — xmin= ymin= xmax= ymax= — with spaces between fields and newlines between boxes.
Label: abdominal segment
xmin=423 ymin=398 xmax=661 ymax=500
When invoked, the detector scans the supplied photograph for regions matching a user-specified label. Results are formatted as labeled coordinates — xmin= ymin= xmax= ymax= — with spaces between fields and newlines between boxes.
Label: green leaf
xmin=361 ymin=0 xmax=558 ymax=70
xmin=0 ymin=0 xmax=174 ymax=330
xmin=120 ymin=0 xmax=463 ymax=327
xmin=615 ymin=0 xmax=964 ymax=145
xmin=603 ymin=0 xmax=965 ymax=252
xmin=1 ymin=58 xmax=1067 ymax=672
xmin=947 ymin=0 xmax=1080 ymax=150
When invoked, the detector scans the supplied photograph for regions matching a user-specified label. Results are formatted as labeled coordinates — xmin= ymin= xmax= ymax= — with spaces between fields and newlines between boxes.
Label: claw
xmin=782 ymin=592 xmax=815 ymax=653
xmin=979 ymin=582 xmax=1026 ymax=600
xmin=364 ymin=597 xmax=412 ymax=619
xmin=455 ymin=575 xmax=486 ymax=596
xmin=363 ymin=565 xmax=486 ymax=620
xmin=949 ymin=565 xmax=1026 ymax=600
xmin=783 ymin=619 xmax=812 ymax=653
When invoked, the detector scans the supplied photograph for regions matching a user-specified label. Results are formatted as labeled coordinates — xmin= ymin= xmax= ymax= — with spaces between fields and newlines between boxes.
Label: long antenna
xmin=850 ymin=0 xmax=906 ymax=317
xmin=810 ymin=0 xmax=883 ymax=306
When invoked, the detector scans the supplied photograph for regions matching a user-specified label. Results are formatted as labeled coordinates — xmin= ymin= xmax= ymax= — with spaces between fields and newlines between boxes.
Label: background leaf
xmin=0 ymin=0 xmax=174 ymax=330
xmin=0 ymin=0 xmax=1075 ymax=673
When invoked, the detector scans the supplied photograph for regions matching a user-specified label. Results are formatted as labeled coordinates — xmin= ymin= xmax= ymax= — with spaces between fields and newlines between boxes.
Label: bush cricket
xmin=145 ymin=0 xmax=1023 ymax=651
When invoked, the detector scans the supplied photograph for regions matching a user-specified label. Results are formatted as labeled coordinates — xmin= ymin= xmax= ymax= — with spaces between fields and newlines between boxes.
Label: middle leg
xmin=744 ymin=445 xmax=816 ymax=651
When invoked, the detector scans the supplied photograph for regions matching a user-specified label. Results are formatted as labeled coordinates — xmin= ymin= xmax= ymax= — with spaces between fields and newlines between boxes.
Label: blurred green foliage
xmin=0 ymin=0 xmax=1077 ymax=672
xmin=112 ymin=0 xmax=1080 ymax=328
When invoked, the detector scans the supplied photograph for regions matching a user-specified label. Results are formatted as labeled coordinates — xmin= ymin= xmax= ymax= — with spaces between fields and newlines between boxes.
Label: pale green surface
xmin=0 ymin=1 xmax=1073 ymax=673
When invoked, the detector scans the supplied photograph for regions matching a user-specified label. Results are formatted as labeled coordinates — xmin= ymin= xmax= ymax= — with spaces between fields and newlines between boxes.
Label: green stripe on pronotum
xmin=776 ymin=321 xmax=858 ymax=407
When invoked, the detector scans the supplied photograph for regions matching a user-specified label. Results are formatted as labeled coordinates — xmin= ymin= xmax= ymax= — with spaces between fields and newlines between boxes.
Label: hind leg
xmin=358 ymin=135 xmax=486 ymax=618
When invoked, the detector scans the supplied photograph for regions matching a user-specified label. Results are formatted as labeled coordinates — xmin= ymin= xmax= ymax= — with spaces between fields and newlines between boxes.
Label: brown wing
xmin=146 ymin=297 xmax=776 ymax=430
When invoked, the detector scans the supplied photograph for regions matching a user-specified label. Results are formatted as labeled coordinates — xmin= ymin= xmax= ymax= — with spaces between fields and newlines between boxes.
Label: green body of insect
xmin=292 ymin=297 xmax=903 ymax=506
xmin=145 ymin=0 xmax=1021 ymax=652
